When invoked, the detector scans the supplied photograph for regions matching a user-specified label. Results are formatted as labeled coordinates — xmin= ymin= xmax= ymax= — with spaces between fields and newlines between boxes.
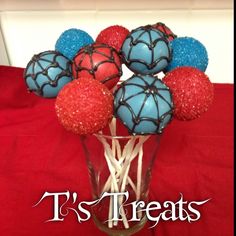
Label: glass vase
xmin=81 ymin=131 xmax=160 ymax=236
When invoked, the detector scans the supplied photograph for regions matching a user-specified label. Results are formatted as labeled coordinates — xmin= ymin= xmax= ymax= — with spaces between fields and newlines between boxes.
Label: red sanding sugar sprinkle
xmin=96 ymin=25 xmax=130 ymax=52
xmin=163 ymin=66 xmax=214 ymax=121
xmin=55 ymin=77 xmax=114 ymax=135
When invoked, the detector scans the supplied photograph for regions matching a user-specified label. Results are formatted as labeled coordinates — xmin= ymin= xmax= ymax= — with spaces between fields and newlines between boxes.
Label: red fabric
xmin=0 ymin=66 xmax=234 ymax=236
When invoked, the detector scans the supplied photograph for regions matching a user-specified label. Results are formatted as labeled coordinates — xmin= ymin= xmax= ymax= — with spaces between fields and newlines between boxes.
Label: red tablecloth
xmin=0 ymin=66 xmax=234 ymax=236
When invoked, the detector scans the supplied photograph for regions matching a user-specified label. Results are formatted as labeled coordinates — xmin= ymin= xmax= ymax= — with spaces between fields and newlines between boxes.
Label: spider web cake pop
xmin=121 ymin=25 xmax=172 ymax=75
xmin=24 ymin=50 xmax=72 ymax=98
xmin=72 ymin=43 xmax=122 ymax=89
xmin=152 ymin=22 xmax=177 ymax=41
xmin=114 ymin=74 xmax=173 ymax=135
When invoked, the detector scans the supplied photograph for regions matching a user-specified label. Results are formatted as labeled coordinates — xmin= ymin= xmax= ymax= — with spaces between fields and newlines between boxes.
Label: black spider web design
xmin=153 ymin=22 xmax=177 ymax=41
xmin=115 ymin=74 xmax=173 ymax=135
xmin=73 ymin=44 xmax=123 ymax=86
xmin=122 ymin=25 xmax=172 ymax=74
xmin=24 ymin=50 xmax=72 ymax=97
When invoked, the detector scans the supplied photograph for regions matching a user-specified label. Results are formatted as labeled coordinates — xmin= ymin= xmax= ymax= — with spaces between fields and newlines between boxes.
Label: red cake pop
xmin=152 ymin=22 xmax=177 ymax=41
xmin=55 ymin=77 xmax=114 ymax=135
xmin=162 ymin=66 xmax=214 ymax=120
xmin=72 ymin=43 xmax=122 ymax=90
xmin=96 ymin=25 xmax=130 ymax=52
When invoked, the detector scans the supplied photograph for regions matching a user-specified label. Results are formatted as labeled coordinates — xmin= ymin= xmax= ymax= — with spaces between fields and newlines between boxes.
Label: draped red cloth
xmin=0 ymin=66 xmax=233 ymax=236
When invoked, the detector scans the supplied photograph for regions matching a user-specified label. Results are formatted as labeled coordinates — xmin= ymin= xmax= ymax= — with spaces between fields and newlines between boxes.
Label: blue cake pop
xmin=55 ymin=28 xmax=94 ymax=60
xmin=24 ymin=50 xmax=72 ymax=98
xmin=114 ymin=74 xmax=173 ymax=135
xmin=166 ymin=37 xmax=208 ymax=72
xmin=121 ymin=25 xmax=172 ymax=75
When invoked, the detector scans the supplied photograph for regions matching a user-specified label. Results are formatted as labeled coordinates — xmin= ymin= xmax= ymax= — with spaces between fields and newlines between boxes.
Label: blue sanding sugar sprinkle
xmin=55 ymin=28 xmax=94 ymax=60
xmin=166 ymin=37 xmax=208 ymax=72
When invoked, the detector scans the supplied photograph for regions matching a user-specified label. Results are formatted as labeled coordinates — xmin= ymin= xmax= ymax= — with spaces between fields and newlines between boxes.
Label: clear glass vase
xmin=81 ymin=131 xmax=160 ymax=236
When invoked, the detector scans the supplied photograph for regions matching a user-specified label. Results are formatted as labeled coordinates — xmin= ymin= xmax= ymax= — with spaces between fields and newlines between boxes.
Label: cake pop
xmin=55 ymin=77 xmax=113 ymax=135
xmin=24 ymin=50 xmax=72 ymax=98
xmin=165 ymin=37 xmax=208 ymax=72
xmin=152 ymin=22 xmax=177 ymax=41
xmin=121 ymin=25 xmax=172 ymax=75
xmin=163 ymin=66 xmax=214 ymax=120
xmin=55 ymin=28 xmax=94 ymax=60
xmin=96 ymin=25 xmax=130 ymax=52
xmin=114 ymin=74 xmax=173 ymax=135
xmin=72 ymin=43 xmax=122 ymax=89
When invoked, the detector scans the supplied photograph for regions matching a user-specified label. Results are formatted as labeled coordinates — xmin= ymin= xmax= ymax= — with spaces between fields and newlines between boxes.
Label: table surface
xmin=0 ymin=66 xmax=234 ymax=236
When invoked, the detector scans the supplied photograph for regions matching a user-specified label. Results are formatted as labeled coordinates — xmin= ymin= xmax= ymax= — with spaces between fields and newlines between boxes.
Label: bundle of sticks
xmin=95 ymin=118 xmax=150 ymax=228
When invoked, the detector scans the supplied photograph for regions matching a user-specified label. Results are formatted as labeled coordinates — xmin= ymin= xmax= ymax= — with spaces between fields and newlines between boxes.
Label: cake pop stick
xmin=136 ymin=143 xmax=143 ymax=201
xmin=116 ymin=136 xmax=149 ymax=225
xmin=104 ymin=148 xmax=129 ymax=228
xmin=118 ymin=136 xmax=149 ymax=181
xmin=101 ymin=133 xmax=136 ymax=193
xmin=96 ymin=133 xmax=130 ymax=228
xmin=102 ymin=175 xmax=137 ymax=195
xmin=137 ymin=144 xmax=144 ymax=219
xmin=108 ymin=182 xmax=114 ymax=228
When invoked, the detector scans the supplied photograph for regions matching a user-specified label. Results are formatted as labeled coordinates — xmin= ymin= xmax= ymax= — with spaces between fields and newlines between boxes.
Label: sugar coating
xmin=96 ymin=25 xmax=130 ymax=52
xmin=163 ymin=66 xmax=214 ymax=120
xmin=166 ymin=37 xmax=208 ymax=72
xmin=55 ymin=28 xmax=94 ymax=60
xmin=55 ymin=77 xmax=114 ymax=135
